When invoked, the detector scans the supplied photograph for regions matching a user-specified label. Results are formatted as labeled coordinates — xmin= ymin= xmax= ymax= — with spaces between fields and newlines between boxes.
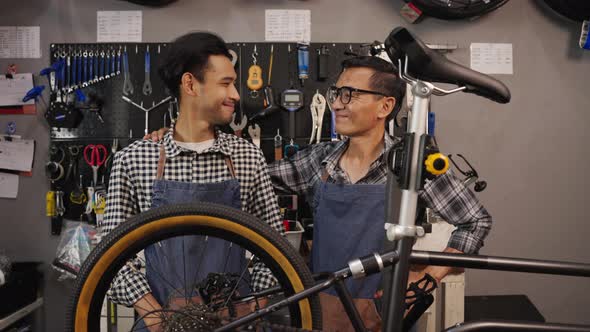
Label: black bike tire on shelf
xmin=65 ymin=203 xmax=322 ymax=332
xmin=542 ymin=0 xmax=590 ymax=22
xmin=407 ymin=0 xmax=510 ymax=20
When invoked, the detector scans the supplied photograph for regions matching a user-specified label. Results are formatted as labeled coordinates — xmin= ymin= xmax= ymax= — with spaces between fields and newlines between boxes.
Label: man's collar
xmin=163 ymin=127 xmax=233 ymax=157
xmin=320 ymin=133 xmax=397 ymax=171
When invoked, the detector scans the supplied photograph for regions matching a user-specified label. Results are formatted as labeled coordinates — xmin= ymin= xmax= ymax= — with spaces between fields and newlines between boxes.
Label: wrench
xmin=247 ymin=124 xmax=261 ymax=148
xmin=122 ymin=47 xmax=134 ymax=95
xmin=229 ymin=113 xmax=247 ymax=137
xmin=142 ymin=45 xmax=152 ymax=96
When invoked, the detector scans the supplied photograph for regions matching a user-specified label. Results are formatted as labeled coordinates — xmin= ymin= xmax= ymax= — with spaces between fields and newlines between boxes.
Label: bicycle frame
xmin=215 ymin=56 xmax=590 ymax=332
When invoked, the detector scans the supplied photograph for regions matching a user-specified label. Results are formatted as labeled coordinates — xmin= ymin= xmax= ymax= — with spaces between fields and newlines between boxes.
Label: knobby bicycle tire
xmin=407 ymin=0 xmax=510 ymax=20
xmin=65 ymin=203 xmax=322 ymax=331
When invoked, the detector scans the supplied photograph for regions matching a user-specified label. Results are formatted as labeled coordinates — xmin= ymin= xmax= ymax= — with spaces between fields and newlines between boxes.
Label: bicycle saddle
xmin=384 ymin=27 xmax=511 ymax=104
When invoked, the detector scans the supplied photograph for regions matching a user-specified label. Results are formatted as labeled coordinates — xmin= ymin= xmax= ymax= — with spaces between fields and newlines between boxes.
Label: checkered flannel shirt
xmin=269 ymin=134 xmax=492 ymax=255
xmin=101 ymin=129 xmax=284 ymax=306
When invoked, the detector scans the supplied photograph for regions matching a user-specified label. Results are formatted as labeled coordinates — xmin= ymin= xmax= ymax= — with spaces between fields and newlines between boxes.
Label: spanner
xmin=230 ymin=113 xmax=247 ymax=137
xmin=248 ymin=124 xmax=261 ymax=148
xmin=142 ymin=45 xmax=152 ymax=96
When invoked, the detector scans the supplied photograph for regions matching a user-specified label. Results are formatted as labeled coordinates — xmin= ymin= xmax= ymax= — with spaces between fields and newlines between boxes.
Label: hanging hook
xmin=252 ymin=45 xmax=258 ymax=65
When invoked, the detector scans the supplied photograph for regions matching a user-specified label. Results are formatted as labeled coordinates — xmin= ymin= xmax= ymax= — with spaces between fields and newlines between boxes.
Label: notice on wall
xmin=0 ymin=172 xmax=18 ymax=199
xmin=265 ymin=10 xmax=311 ymax=43
xmin=0 ymin=26 xmax=41 ymax=59
xmin=470 ymin=43 xmax=513 ymax=75
xmin=97 ymin=11 xmax=142 ymax=42
xmin=0 ymin=138 xmax=35 ymax=172
xmin=0 ymin=73 xmax=35 ymax=107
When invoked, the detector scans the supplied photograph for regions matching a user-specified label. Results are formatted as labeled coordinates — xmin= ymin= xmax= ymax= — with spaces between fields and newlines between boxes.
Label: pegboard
xmin=46 ymin=41 xmax=374 ymax=223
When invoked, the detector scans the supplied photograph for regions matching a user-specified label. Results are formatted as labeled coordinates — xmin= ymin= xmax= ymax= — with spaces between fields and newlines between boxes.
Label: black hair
xmin=341 ymin=56 xmax=405 ymax=121
xmin=158 ymin=31 xmax=231 ymax=99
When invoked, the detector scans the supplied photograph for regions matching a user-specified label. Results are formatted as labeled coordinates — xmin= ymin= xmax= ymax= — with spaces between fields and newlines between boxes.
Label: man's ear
xmin=378 ymin=96 xmax=396 ymax=120
xmin=180 ymin=72 xmax=200 ymax=97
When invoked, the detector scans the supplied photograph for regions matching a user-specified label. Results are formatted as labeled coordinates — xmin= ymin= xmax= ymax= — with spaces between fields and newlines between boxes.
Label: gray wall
xmin=1 ymin=0 xmax=589 ymax=330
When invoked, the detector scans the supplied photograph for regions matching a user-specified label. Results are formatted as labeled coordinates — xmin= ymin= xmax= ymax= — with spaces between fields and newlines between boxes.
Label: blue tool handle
xmin=428 ymin=112 xmax=435 ymax=136
xmin=77 ymin=55 xmax=82 ymax=84
xmin=75 ymin=89 xmax=86 ymax=102
xmin=72 ymin=56 xmax=77 ymax=85
xmin=89 ymin=56 xmax=93 ymax=82
xmin=83 ymin=56 xmax=88 ymax=83
xmin=100 ymin=56 xmax=104 ymax=78
xmin=297 ymin=46 xmax=309 ymax=78
xmin=145 ymin=51 xmax=150 ymax=73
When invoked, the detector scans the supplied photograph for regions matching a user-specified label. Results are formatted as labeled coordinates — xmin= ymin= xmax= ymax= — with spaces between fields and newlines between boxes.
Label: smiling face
xmin=331 ymin=67 xmax=393 ymax=137
xmin=184 ymin=54 xmax=240 ymax=126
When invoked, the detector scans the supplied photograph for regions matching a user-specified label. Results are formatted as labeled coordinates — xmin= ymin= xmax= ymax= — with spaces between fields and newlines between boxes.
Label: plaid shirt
xmin=101 ymin=129 xmax=284 ymax=306
xmin=269 ymin=134 xmax=492 ymax=255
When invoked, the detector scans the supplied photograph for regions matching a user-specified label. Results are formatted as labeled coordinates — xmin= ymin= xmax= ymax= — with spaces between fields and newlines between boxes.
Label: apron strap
xmin=224 ymin=157 xmax=237 ymax=179
xmin=321 ymin=168 xmax=329 ymax=182
xmin=156 ymin=144 xmax=166 ymax=179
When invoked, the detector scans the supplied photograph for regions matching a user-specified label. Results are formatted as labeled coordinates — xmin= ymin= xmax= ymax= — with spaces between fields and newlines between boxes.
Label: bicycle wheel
xmin=542 ymin=0 xmax=590 ymax=22
xmin=406 ymin=0 xmax=510 ymax=20
xmin=66 ymin=203 xmax=322 ymax=331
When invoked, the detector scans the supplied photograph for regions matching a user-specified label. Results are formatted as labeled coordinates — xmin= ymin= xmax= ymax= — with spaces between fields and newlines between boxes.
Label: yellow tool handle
xmin=46 ymin=191 xmax=56 ymax=217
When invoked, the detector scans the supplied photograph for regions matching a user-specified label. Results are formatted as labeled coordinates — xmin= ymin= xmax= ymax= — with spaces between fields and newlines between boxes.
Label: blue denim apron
xmin=312 ymin=170 xmax=386 ymax=299
xmin=140 ymin=145 xmax=246 ymax=327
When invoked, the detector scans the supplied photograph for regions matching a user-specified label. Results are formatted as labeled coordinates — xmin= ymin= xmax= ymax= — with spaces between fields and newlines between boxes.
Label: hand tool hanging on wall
xmin=105 ymin=48 xmax=112 ymax=79
xmin=84 ymin=144 xmax=108 ymax=186
xmin=77 ymin=91 xmax=105 ymax=124
xmin=317 ymin=45 xmax=330 ymax=81
xmin=99 ymin=49 xmax=106 ymax=82
xmin=111 ymin=48 xmax=117 ymax=77
xmin=283 ymin=45 xmax=304 ymax=158
xmin=122 ymin=46 xmax=134 ymax=95
xmin=65 ymin=47 xmax=71 ymax=91
xmin=230 ymin=113 xmax=247 ymax=138
xmin=72 ymin=50 xmax=78 ymax=89
xmin=116 ymin=46 xmax=122 ymax=75
xmin=247 ymin=45 xmax=263 ymax=98
xmin=123 ymin=95 xmax=172 ymax=135
xmin=53 ymin=190 xmax=65 ymax=235
xmin=143 ymin=45 xmax=153 ymax=96
xmin=70 ymin=174 xmax=87 ymax=205
xmin=64 ymin=145 xmax=81 ymax=183
xmin=81 ymin=49 xmax=88 ymax=87
xmin=89 ymin=48 xmax=95 ymax=85
xmin=46 ymin=190 xmax=56 ymax=218
xmin=248 ymin=124 xmax=261 ymax=148
xmin=229 ymin=49 xmax=238 ymax=67
xmin=297 ymin=43 xmax=309 ymax=87
xmin=250 ymin=44 xmax=280 ymax=121
xmin=43 ymin=59 xmax=82 ymax=128
xmin=274 ymin=129 xmax=283 ymax=161
xmin=76 ymin=47 xmax=82 ymax=86
xmin=45 ymin=189 xmax=61 ymax=236
xmin=309 ymin=90 xmax=326 ymax=144
xmin=92 ymin=46 xmax=99 ymax=83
